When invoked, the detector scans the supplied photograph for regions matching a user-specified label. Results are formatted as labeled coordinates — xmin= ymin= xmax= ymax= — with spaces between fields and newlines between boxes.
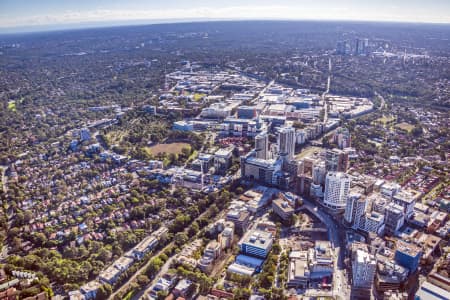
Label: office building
xmin=393 ymin=190 xmax=417 ymax=219
xmin=376 ymin=256 xmax=409 ymax=292
xmin=214 ymin=147 xmax=233 ymax=175
xmin=218 ymin=223 xmax=234 ymax=250
xmin=173 ymin=120 xmax=194 ymax=131
xmin=312 ymin=162 xmax=326 ymax=185
xmin=309 ymin=241 xmax=334 ymax=278
xmin=278 ymin=127 xmax=296 ymax=160
xmin=352 ymin=249 xmax=377 ymax=288
xmin=364 ymin=211 xmax=385 ymax=235
xmin=323 ymin=172 xmax=351 ymax=210
xmin=336 ymin=40 xmax=351 ymax=55
xmin=384 ymin=203 xmax=405 ymax=236
xmin=333 ymin=127 xmax=352 ymax=149
xmin=355 ymin=38 xmax=369 ymax=55
xmin=237 ymin=106 xmax=258 ymax=119
xmin=272 ymin=198 xmax=295 ymax=222
xmin=200 ymin=102 xmax=235 ymax=119
xmin=380 ymin=182 xmax=401 ymax=199
xmin=287 ymin=251 xmax=310 ymax=289
xmin=239 ymin=230 xmax=273 ymax=258
xmin=255 ymin=132 xmax=269 ymax=160
xmin=241 ymin=154 xmax=291 ymax=188
xmin=344 ymin=193 xmax=362 ymax=225
xmin=394 ymin=240 xmax=422 ymax=274
xmin=226 ymin=210 xmax=250 ymax=234
xmin=325 ymin=148 xmax=349 ymax=172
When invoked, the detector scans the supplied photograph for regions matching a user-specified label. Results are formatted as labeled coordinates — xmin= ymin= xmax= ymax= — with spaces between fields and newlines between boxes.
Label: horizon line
xmin=1 ymin=17 xmax=450 ymax=35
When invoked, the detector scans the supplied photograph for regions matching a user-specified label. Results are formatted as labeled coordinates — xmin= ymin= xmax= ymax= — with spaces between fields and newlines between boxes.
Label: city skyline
xmin=1 ymin=0 xmax=450 ymax=33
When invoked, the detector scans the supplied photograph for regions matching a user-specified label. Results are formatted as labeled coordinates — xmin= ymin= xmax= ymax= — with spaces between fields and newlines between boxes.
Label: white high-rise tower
xmin=255 ymin=132 xmax=269 ymax=160
xmin=324 ymin=172 xmax=351 ymax=211
xmin=278 ymin=127 xmax=296 ymax=160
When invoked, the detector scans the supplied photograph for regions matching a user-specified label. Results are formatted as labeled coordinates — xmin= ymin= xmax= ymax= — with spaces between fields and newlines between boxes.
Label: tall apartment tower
xmin=325 ymin=149 xmax=349 ymax=172
xmin=352 ymin=249 xmax=377 ymax=288
xmin=323 ymin=172 xmax=351 ymax=211
xmin=345 ymin=193 xmax=362 ymax=224
xmin=278 ymin=127 xmax=296 ymax=160
xmin=255 ymin=131 xmax=269 ymax=160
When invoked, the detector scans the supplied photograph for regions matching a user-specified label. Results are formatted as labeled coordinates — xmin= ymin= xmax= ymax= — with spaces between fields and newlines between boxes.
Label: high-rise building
xmin=355 ymin=38 xmax=369 ymax=55
xmin=325 ymin=149 xmax=349 ymax=172
xmin=394 ymin=240 xmax=422 ymax=274
xmin=392 ymin=190 xmax=416 ymax=219
xmin=344 ymin=193 xmax=362 ymax=224
xmin=333 ymin=127 xmax=352 ymax=149
xmin=218 ymin=222 xmax=234 ymax=249
xmin=353 ymin=196 xmax=368 ymax=230
xmin=336 ymin=40 xmax=351 ymax=55
xmin=278 ymin=127 xmax=296 ymax=160
xmin=312 ymin=162 xmax=326 ymax=185
xmin=323 ymin=172 xmax=351 ymax=210
xmin=352 ymin=249 xmax=377 ymax=288
xmin=255 ymin=132 xmax=269 ymax=160
xmin=384 ymin=203 xmax=405 ymax=236
xmin=364 ymin=211 xmax=385 ymax=235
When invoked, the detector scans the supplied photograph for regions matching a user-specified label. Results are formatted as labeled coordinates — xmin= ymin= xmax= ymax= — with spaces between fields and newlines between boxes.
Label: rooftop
xmin=240 ymin=229 xmax=273 ymax=250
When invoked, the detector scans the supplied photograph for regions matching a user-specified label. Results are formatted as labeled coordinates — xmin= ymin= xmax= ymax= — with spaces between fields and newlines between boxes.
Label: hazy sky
xmin=0 ymin=0 xmax=449 ymax=31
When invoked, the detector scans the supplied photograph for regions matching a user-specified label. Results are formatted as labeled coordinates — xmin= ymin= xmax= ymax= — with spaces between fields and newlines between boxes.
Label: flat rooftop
xmin=240 ymin=230 xmax=272 ymax=249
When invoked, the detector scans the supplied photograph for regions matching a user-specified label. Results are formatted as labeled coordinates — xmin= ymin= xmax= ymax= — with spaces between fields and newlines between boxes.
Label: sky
xmin=0 ymin=0 xmax=449 ymax=32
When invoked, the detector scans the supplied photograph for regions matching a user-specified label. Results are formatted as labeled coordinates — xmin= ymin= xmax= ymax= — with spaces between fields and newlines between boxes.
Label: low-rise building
xmin=287 ymin=251 xmax=310 ymax=288
xmin=99 ymin=256 xmax=134 ymax=285
xmin=239 ymin=230 xmax=273 ymax=259
xmin=272 ymin=198 xmax=294 ymax=221
xmin=80 ymin=281 xmax=102 ymax=300
xmin=128 ymin=236 xmax=158 ymax=260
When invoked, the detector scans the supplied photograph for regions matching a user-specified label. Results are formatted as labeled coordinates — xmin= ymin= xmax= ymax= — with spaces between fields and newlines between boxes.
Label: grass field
xmin=7 ymin=101 xmax=16 ymax=111
xmin=296 ymin=146 xmax=322 ymax=159
xmin=374 ymin=115 xmax=395 ymax=125
xmin=106 ymin=131 xmax=126 ymax=144
xmin=193 ymin=93 xmax=206 ymax=101
xmin=145 ymin=142 xmax=190 ymax=156
xmin=395 ymin=122 xmax=415 ymax=133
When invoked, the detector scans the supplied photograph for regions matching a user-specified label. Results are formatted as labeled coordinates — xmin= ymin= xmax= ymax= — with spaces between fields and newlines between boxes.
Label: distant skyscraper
xmin=336 ymin=40 xmax=351 ymax=55
xmin=355 ymin=38 xmax=369 ymax=55
xmin=323 ymin=172 xmax=351 ymax=210
xmin=278 ymin=127 xmax=296 ymax=160
xmin=255 ymin=131 xmax=269 ymax=160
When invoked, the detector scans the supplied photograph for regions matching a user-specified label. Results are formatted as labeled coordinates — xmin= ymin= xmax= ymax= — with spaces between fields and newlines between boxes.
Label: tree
xmin=233 ymin=288 xmax=251 ymax=300
xmin=95 ymin=284 xmax=112 ymax=300
xmin=412 ymin=125 xmax=423 ymax=137
xmin=188 ymin=221 xmax=199 ymax=237
xmin=174 ymin=232 xmax=188 ymax=246
xmin=137 ymin=274 xmax=150 ymax=286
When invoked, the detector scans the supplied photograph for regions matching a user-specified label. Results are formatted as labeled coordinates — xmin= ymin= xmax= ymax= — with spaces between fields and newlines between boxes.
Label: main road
xmin=298 ymin=197 xmax=350 ymax=299
xmin=321 ymin=57 xmax=332 ymax=124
